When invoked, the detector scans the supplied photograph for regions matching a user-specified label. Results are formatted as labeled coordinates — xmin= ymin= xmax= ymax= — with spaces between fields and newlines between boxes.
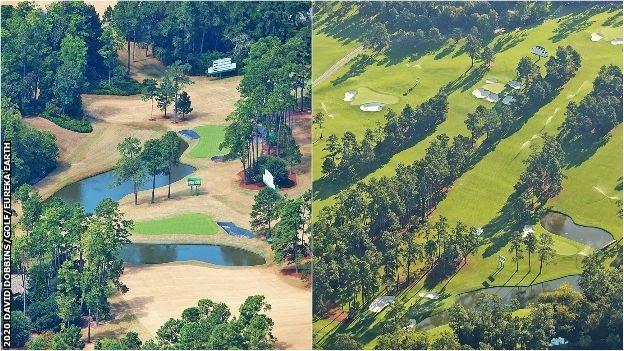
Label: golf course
xmin=4 ymin=1 xmax=312 ymax=349
xmin=312 ymin=2 xmax=622 ymax=349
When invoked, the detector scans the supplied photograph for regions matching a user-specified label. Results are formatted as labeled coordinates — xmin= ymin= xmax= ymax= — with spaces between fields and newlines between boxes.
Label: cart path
xmin=313 ymin=45 xmax=364 ymax=87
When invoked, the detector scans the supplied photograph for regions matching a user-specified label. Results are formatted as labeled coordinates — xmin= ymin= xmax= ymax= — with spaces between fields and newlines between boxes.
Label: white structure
xmin=475 ymin=227 xmax=484 ymax=236
xmin=360 ymin=102 xmax=384 ymax=112
xmin=368 ymin=296 xmax=395 ymax=313
xmin=549 ymin=337 xmax=569 ymax=347
xmin=531 ymin=45 xmax=549 ymax=58
xmin=590 ymin=32 xmax=604 ymax=41
xmin=502 ymin=95 xmax=516 ymax=105
xmin=611 ymin=37 xmax=623 ymax=45
xmin=472 ymin=88 xmax=490 ymax=99
xmin=486 ymin=93 xmax=500 ymax=103
xmin=263 ymin=169 xmax=276 ymax=190
xmin=522 ymin=225 xmax=535 ymax=238
xmin=418 ymin=291 xmax=440 ymax=300
xmin=343 ymin=90 xmax=357 ymax=102
xmin=486 ymin=77 xmax=499 ymax=84
xmin=507 ymin=80 xmax=522 ymax=90
xmin=404 ymin=319 xmax=418 ymax=331
xmin=207 ymin=58 xmax=236 ymax=75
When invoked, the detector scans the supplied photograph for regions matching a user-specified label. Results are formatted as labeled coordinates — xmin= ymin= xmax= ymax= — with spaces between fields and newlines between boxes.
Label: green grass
xmin=348 ymin=87 xmax=400 ymax=106
xmin=312 ymin=32 xmax=360 ymax=80
xmin=188 ymin=125 xmax=229 ymax=158
xmin=132 ymin=213 xmax=219 ymax=235
xmin=313 ymin=6 xmax=622 ymax=349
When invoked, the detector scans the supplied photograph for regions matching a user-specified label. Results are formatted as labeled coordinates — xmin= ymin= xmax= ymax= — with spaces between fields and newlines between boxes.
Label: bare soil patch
xmin=103 ymin=263 xmax=312 ymax=349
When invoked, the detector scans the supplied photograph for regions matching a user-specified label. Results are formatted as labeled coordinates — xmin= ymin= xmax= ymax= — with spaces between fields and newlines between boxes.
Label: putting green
xmin=349 ymin=87 xmax=400 ymax=106
xmin=132 ymin=213 xmax=219 ymax=235
xmin=189 ymin=125 xmax=229 ymax=158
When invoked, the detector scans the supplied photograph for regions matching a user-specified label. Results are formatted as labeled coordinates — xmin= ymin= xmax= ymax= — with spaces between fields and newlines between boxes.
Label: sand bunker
xmin=611 ymin=37 xmax=623 ymax=45
xmin=507 ymin=80 xmax=522 ymax=90
xmin=343 ymin=90 xmax=357 ymax=102
xmin=486 ymin=77 xmax=499 ymax=84
xmin=369 ymin=296 xmax=395 ymax=313
xmin=360 ymin=102 xmax=384 ymax=112
xmin=418 ymin=291 xmax=440 ymax=300
xmin=590 ymin=32 xmax=604 ymax=41
xmin=486 ymin=93 xmax=500 ymax=103
xmin=472 ymin=88 xmax=490 ymax=99
xmin=502 ymin=95 xmax=516 ymax=105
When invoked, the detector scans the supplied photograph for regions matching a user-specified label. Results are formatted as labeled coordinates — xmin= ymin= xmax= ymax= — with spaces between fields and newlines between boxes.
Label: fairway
xmin=188 ymin=125 xmax=229 ymax=158
xmin=132 ymin=213 xmax=219 ymax=235
xmin=312 ymin=3 xmax=622 ymax=349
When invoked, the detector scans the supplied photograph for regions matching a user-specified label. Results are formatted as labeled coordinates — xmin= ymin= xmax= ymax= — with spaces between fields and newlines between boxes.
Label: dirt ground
xmin=88 ymin=262 xmax=312 ymax=349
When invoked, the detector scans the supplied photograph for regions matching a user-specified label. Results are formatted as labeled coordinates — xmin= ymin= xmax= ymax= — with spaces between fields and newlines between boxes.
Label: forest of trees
xmin=108 ymin=1 xmax=311 ymax=75
xmin=93 ymin=295 xmax=276 ymax=350
xmin=220 ymin=25 xmax=310 ymax=185
xmin=316 ymin=1 xmax=554 ymax=55
xmin=10 ymin=188 xmax=132 ymax=349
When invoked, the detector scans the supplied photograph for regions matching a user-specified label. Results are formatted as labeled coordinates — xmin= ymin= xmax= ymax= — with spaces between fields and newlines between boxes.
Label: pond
xmin=417 ymin=275 xmax=580 ymax=330
xmin=50 ymin=164 xmax=196 ymax=213
xmin=540 ymin=212 xmax=614 ymax=249
xmin=120 ymin=243 xmax=266 ymax=266
xmin=179 ymin=129 xmax=200 ymax=139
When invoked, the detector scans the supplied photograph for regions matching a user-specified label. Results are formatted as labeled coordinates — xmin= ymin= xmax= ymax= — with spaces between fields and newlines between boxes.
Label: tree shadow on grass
xmin=331 ymin=53 xmax=376 ymax=86
xmin=491 ymin=30 xmax=528 ymax=54
xmin=441 ymin=65 xmax=488 ymax=95
xmin=602 ymin=8 xmax=623 ymax=27
xmin=434 ymin=43 xmax=457 ymax=60
xmin=561 ymin=134 xmax=610 ymax=169
xmin=549 ymin=6 xmax=602 ymax=43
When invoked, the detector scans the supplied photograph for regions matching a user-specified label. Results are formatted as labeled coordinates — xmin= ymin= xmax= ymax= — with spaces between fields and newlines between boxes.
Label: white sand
xmin=472 ymin=88 xmax=490 ymax=99
xmin=590 ymin=32 xmax=604 ymax=42
xmin=343 ymin=90 xmax=357 ymax=102
xmin=611 ymin=37 xmax=623 ymax=45
xmin=502 ymin=95 xmax=516 ymax=105
xmin=360 ymin=102 xmax=384 ymax=112
xmin=369 ymin=296 xmax=395 ymax=313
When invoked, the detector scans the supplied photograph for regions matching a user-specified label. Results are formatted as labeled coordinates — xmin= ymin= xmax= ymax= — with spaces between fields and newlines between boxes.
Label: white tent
xmin=343 ymin=90 xmax=357 ymax=102
xmin=502 ymin=95 xmax=516 ymax=105
xmin=531 ymin=45 xmax=548 ymax=57
xmin=360 ymin=102 xmax=384 ymax=112
xmin=475 ymin=228 xmax=484 ymax=236
xmin=611 ymin=37 xmax=623 ymax=45
xmin=472 ymin=88 xmax=490 ymax=99
xmin=507 ymin=80 xmax=522 ymax=90
xmin=486 ymin=93 xmax=500 ymax=103
xmin=403 ymin=319 xmax=418 ymax=331
xmin=590 ymin=32 xmax=604 ymax=41
xmin=368 ymin=296 xmax=395 ymax=313
xmin=549 ymin=337 xmax=569 ymax=347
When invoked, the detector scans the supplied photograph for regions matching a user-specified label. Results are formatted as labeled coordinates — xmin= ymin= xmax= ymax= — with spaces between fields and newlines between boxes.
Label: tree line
xmin=108 ymin=1 xmax=310 ymax=75
xmin=140 ymin=61 xmax=194 ymax=123
xmin=558 ymin=64 xmax=623 ymax=144
xmin=91 ymin=296 xmax=275 ymax=350
xmin=221 ymin=31 xmax=309 ymax=185
xmin=319 ymin=93 xmax=449 ymax=180
xmin=10 ymin=188 xmax=132 ymax=349
xmin=250 ymin=188 xmax=311 ymax=276
xmin=317 ymin=1 xmax=552 ymax=56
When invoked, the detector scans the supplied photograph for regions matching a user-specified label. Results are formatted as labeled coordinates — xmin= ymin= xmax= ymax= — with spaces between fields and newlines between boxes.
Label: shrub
xmin=11 ymin=311 xmax=31 ymax=348
xmin=86 ymin=72 xmax=143 ymax=96
xmin=26 ymin=298 xmax=61 ymax=332
xmin=43 ymin=109 xmax=93 ymax=133
xmin=248 ymin=155 xmax=289 ymax=185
